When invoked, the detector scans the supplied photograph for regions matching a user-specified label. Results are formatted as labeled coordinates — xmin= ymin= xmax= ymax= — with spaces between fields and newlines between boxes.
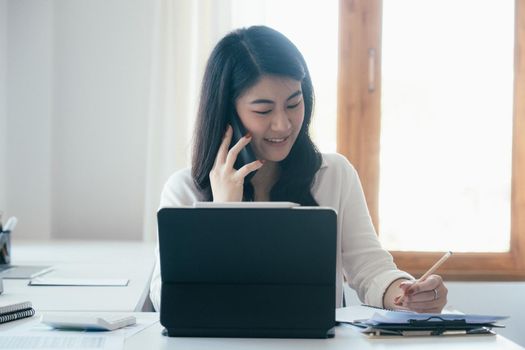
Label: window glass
xmin=379 ymin=0 xmax=514 ymax=252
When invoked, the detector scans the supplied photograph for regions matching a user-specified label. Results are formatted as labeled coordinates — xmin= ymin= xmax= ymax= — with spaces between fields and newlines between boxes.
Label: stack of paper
xmin=336 ymin=305 xmax=509 ymax=337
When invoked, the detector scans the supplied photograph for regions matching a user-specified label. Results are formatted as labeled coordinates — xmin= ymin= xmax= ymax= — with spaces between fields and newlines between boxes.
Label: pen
xmin=3 ymin=217 xmax=18 ymax=233
xmin=418 ymin=251 xmax=453 ymax=282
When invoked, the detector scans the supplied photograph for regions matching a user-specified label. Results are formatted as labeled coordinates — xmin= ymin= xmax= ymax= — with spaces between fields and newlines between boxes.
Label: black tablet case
xmin=158 ymin=207 xmax=337 ymax=338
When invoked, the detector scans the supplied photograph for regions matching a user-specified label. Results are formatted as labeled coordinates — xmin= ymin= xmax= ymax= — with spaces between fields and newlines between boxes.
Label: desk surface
xmin=2 ymin=239 xmax=156 ymax=312
xmin=1 ymin=240 xmax=523 ymax=349
xmin=3 ymin=313 xmax=522 ymax=350
xmin=122 ymin=317 xmax=524 ymax=350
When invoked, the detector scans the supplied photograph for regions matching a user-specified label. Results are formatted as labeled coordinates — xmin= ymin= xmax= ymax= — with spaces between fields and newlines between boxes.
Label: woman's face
xmin=235 ymin=75 xmax=305 ymax=162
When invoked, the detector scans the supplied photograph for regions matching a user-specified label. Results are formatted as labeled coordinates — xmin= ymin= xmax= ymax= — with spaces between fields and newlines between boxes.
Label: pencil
xmin=419 ymin=251 xmax=453 ymax=281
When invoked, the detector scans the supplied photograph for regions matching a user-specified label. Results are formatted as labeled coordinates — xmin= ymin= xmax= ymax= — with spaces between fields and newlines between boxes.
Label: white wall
xmin=446 ymin=282 xmax=525 ymax=347
xmin=0 ymin=0 xmax=7 ymax=217
xmin=345 ymin=281 xmax=525 ymax=346
xmin=52 ymin=0 xmax=153 ymax=240
xmin=6 ymin=0 xmax=53 ymax=239
xmin=3 ymin=0 xmax=154 ymax=240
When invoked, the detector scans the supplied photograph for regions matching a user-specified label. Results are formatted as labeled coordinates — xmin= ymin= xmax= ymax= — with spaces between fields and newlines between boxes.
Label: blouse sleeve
xmin=149 ymin=181 xmax=176 ymax=312
xmin=149 ymin=169 xmax=202 ymax=311
xmin=339 ymin=159 xmax=413 ymax=307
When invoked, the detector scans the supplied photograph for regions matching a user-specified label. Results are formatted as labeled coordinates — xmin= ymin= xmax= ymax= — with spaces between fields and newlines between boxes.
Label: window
xmin=379 ymin=0 xmax=514 ymax=253
xmin=338 ymin=0 xmax=525 ymax=279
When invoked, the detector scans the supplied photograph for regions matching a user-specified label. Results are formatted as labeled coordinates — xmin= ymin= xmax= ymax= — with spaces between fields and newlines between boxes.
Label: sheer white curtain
xmin=143 ymin=0 xmax=265 ymax=240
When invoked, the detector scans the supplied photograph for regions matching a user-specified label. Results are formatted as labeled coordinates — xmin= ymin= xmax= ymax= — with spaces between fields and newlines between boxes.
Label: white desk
xmin=1 ymin=239 xmax=156 ymax=312
xmin=1 ymin=313 xmax=523 ymax=349
xmin=1 ymin=240 xmax=523 ymax=349
xmin=122 ymin=318 xmax=525 ymax=350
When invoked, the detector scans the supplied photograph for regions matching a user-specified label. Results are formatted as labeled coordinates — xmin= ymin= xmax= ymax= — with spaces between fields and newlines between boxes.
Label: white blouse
xmin=149 ymin=152 xmax=413 ymax=311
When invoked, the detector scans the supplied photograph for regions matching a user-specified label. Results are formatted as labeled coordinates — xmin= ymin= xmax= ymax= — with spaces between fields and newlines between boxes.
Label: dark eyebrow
xmin=250 ymin=99 xmax=274 ymax=105
xmin=286 ymin=90 xmax=302 ymax=101
xmin=249 ymin=90 xmax=303 ymax=105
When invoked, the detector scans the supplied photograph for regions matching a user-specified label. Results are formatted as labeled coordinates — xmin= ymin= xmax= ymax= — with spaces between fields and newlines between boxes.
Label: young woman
xmin=149 ymin=25 xmax=448 ymax=313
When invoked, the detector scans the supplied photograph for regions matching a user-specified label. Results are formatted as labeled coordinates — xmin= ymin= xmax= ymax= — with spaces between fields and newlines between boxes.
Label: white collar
xmin=320 ymin=155 xmax=328 ymax=169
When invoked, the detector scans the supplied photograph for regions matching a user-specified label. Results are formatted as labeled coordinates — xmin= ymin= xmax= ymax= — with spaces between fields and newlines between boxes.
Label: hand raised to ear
xmin=209 ymin=125 xmax=263 ymax=202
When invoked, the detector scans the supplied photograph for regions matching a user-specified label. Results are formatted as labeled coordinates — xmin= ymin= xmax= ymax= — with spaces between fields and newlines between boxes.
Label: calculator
xmin=42 ymin=314 xmax=136 ymax=331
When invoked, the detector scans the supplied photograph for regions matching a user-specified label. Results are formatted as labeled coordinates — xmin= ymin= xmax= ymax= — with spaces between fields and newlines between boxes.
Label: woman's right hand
xmin=209 ymin=125 xmax=264 ymax=202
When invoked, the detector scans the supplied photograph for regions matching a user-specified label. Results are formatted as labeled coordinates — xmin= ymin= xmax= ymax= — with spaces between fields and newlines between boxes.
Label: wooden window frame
xmin=337 ymin=0 xmax=525 ymax=280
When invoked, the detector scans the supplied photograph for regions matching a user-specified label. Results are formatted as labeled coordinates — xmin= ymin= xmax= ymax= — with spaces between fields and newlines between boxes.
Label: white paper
xmin=336 ymin=305 xmax=376 ymax=323
xmin=336 ymin=305 xmax=508 ymax=325
xmin=0 ymin=313 xmax=158 ymax=350
xmin=29 ymin=278 xmax=129 ymax=287
xmin=0 ymin=334 xmax=123 ymax=349
xmin=369 ymin=309 xmax=508 ymax=324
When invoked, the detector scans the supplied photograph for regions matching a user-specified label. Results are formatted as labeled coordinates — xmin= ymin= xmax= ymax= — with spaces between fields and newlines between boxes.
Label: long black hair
xmin=191 ymin=26 xmax=322 ymax=205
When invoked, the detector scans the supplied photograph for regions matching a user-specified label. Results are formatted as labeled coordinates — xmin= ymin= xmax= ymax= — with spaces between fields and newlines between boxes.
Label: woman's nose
xmin=271 ymin=110 xmax=292 ymax=132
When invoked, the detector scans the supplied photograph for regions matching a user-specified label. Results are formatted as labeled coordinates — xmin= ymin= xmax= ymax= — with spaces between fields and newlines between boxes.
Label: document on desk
xmin=0 ymin=334 xmax=123 ymax=349
xmin=0 ymin=313 xmax=158 ymax=349
xmin=0 ymin=319 xmax=124 ymax=350
xmin=28 ymin=278 xmax=129 ymax=287
xmin=365 ymin=308 xmax=508 ymax=324
xmin=336 ymin=305 xmax=508 ymax=337
xmin=336 ymin=305 xmax=508 ymax=324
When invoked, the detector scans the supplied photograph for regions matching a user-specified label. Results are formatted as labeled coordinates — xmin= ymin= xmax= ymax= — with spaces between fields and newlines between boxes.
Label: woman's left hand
xmin=395 ymin=275 xmax=448 ymax=313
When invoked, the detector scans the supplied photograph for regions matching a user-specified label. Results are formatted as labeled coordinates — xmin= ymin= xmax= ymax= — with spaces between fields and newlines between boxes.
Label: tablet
xmin=192 ymin=201 xmax=299 ymax=208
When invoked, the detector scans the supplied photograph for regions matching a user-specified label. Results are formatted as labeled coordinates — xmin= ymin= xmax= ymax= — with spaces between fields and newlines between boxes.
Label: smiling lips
xmin=264 ymin=136 xmax=290 ymax=144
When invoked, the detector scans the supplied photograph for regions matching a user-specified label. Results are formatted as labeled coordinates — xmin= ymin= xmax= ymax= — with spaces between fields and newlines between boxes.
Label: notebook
xmin=0 ymin=301 xmax=35 ymax=325
xmin=158 ymin=206 xmax=337 ymax=338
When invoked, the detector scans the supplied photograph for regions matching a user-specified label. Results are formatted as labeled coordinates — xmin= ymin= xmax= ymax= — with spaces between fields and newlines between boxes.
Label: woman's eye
xmin=255 ymin=110 xmax=272 ymax=115
xmin=287 ymin=101 xmax=302 ymax=109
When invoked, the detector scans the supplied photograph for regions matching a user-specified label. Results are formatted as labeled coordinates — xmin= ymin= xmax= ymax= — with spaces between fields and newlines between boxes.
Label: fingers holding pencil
xmin=395 ymin=275 xmax=448 ymax=313
xmin=394 ymin=251 xmax=452 ymax=313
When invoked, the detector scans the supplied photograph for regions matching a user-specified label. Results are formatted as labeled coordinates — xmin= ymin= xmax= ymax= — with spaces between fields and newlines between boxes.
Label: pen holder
xmin=0 ymin=231 xmax=11 ymax=265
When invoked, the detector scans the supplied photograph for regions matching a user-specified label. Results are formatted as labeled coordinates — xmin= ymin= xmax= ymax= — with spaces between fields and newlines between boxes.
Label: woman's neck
xmin=250 ymin=161 xmax=279 ymax=201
